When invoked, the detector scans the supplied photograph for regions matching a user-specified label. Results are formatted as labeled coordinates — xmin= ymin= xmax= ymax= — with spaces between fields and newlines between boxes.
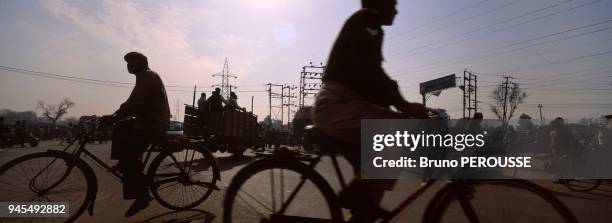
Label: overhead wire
xmin=388 ymin=0 xmax=578 ymax=57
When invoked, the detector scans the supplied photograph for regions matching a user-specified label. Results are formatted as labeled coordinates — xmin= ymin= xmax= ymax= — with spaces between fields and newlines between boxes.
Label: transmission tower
xmin=212 ymin=58 xmax=237 ymax=100
xmin=299 ymin=62 xmax=325 ymax=108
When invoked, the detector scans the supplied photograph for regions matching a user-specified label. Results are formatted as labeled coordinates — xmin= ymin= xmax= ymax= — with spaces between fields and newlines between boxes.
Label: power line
xmin=387 ymin=0 xmax=490 ymax=42
xmin=0 ymin=65 xmax=132 ymax=85
xmin=394 ymin=17 xmax=612 ymax=77
xmin=388 ymin=0 xmax=524 ymax=48
xmin=402 ymin=49 xmax=612 ymax=91
xmin=0 ymin=65 xmax=267 ymax=94
xmin=498 ymin=49 xmax=612 ymax=74
xmin=401 ymin=25 xmax=612 ymax=76
xmin=388 ymin=0 xmax=577 ymax=58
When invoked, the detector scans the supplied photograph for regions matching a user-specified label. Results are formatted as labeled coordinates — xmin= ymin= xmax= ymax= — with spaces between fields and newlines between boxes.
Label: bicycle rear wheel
xmin=561 ymin=179 xmax=602 ymax=192
xmin=423 ymin=179 xmax=577 ymax=223
xmin=223 ymin=157 xmax=343 ymax=223
xmin=148 ymin=144 xmax=219 ymax=210
xmin=0 ymin=151 xmax=95 ymax=223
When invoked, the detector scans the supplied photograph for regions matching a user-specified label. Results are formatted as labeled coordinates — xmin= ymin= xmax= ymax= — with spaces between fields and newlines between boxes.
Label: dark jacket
xmin=323 ymin=9 xmax=402 ymax=107
xmin=115 ymin=69 xmax=170 ymax=137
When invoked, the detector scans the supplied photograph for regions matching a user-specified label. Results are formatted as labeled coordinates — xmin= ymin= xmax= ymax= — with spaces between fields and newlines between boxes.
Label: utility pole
xmin=251 ymin=96 xmax=254 ymax=113
xmin=473 ymin=75 xmax=478 ymax=113
xmin=267 ymin=83 xmax=284 ymax=129
xmin=280 ymin=86 xmax=284 ymax=127
xmin=299 ymin=62 xmax=324 ymax=108
xmin=192 ymin=85 xmax=196 ymax=106
xmin=175 ymin=99 xmax=180 ymax=122
xmin=538 ymin=104 xmax=544 ymax=126
xmin=463 ymin=70 xmax=466 ymax=119
xmin=283 ymin=85 xmax=297 ymax=128
xmin=212 ymin=58 xmax=237 ymax=100
xmin=501 ymin=75 xmax=514 ymax=127
xmin=462 ymin=70 xmax=478 ymax=118
xmin=268 ymin=84 xmax=272 ymax=126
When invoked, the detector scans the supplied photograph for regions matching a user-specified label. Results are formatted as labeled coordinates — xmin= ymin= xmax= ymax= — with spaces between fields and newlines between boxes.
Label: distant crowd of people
xmin=0 ymin=116 xmax=110 ymax=149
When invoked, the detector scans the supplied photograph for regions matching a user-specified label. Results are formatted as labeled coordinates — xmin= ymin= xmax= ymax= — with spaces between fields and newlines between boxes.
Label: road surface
xmin=0 ymin=141 xmax=611 ymax=222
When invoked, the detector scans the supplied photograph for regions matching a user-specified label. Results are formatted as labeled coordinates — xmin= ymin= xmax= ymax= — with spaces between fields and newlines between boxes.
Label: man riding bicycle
xmin=314 ymin=0 xmax=427 ymax=221
xmin=101 ymin=52 xmax=171 ymax=217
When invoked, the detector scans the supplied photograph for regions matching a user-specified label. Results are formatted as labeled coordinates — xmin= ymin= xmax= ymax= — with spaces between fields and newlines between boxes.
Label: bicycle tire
xmin=423 ymin=179 xmax=577 ymax=223
xmin=223 ymin=157 xmax=343 ymax=223
xmin=561 ymin=179 xmax=602 ymax=192
xmin=0 ymin=151 xmax=96 ymax=223
xmin=148 ymin=144 xmax=219 ymax=210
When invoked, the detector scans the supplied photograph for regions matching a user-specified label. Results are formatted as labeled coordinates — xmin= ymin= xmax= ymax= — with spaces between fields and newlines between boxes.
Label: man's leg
xmin=119 ymin=153 xmax=148 ymax=200
xmin=315 ymin=93 xmax=404 ymax=221
xmin=120 ymin=137 xmax=152 ymax=217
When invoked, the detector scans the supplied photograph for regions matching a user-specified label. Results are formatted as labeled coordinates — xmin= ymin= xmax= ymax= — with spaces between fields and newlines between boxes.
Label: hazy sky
xmin=1 ymin=0 xmax=611 ymax=123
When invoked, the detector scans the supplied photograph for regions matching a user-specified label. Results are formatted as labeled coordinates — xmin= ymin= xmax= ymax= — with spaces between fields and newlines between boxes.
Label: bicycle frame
xmin=30 ymin=132 xmax=189 ymax=193
xmin=269 ymin=148 xmax=444 ymax=222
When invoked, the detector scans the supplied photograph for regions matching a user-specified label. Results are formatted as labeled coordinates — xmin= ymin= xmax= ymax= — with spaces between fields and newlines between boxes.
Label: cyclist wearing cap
xmin=104 ymin=51 xmax=170 ymax=217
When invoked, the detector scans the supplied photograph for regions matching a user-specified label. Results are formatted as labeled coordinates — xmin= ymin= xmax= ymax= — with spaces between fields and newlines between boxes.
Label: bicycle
xmin=550 ymin=143 xmax=603 ymax=192
xmin=223 ymin=113 xmax=578 ymax=223
xmin=0 ymin=119 xmax=221 ymax=222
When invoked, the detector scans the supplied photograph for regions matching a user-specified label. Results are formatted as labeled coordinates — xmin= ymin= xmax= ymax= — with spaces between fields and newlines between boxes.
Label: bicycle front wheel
xmin=0 ymin=151 xmax=95 ymax=223
xmin=223 ymin=157 xmax=343 ymax=223
xmin=423 ymin=179 xmax=577 ymax=223
xmin=148 ymin=144 xmax=219 ymax=210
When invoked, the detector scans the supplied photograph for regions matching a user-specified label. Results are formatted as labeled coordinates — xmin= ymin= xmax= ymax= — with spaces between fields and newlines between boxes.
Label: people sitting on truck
xmin=226 ymin=92 xmax=246 ymax=112
xmin=198 ymin=92 xmax=208 ymax=111
xmin=207 ymin=88 xmax=224 ymax=134
xmin=197 ymin=92 xmax=210 ymax=124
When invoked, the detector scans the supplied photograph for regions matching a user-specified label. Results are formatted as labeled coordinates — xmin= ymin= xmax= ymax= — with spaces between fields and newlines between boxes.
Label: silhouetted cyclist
xmin=314 ymin=0 xmax=426 ymax=222
xmin=102 ymin=52 xmax=170 ymax=217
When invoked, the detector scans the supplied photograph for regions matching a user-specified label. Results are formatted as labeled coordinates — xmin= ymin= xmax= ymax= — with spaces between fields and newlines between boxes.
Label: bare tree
xmin=38 ymin=98 xmax=75 ymax=125
xmin=490 ymin=83 xmax=528 ymax=125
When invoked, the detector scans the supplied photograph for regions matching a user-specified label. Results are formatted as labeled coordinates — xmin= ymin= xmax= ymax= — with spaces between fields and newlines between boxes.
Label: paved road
xmin=0 ymin=141 xmax=611 ymax=222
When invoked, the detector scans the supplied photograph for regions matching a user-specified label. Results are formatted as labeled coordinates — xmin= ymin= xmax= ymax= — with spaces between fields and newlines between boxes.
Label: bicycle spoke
xmin=237 ymin=188 xmax=274 ymax=213
xmin=150 ymin=147 xmax=217 ymax=210
xmin=269 ymin=168 xmax=277 ymax=212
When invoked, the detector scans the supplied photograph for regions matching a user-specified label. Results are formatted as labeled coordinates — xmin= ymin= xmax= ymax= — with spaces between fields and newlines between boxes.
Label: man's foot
xmin=124 ymin=196 xmax=153 ymax=217
xmin=338 ymin=186 xmax=389 ymax=222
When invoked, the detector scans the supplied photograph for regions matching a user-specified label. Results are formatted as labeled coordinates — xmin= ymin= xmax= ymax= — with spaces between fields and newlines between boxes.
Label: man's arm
xmin=115 ymin=75 xmax=150 ymax=118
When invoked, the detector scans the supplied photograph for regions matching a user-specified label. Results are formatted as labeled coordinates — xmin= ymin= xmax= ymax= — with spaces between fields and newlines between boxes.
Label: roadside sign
xmin=419 ymin=74 xmax=456 ymax=95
